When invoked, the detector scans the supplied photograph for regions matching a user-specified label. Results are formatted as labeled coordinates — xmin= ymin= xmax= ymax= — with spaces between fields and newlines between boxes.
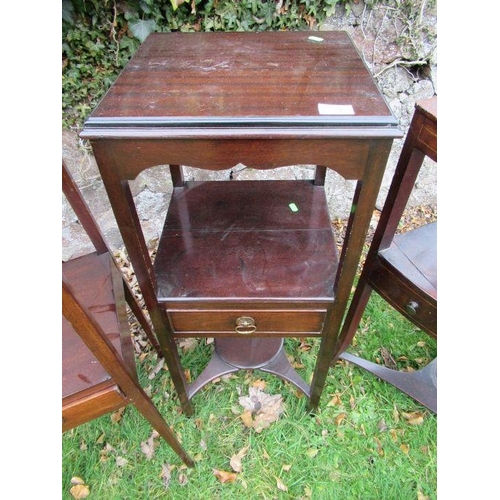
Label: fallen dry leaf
xmin=350 ymin=394 xmax=356 ymax=409
xmin=70 ymin=484 xmax=90 ymax=499
xmin=276 ymin=477 xmax=288 ymax=492
xmin=178 ymin=338 xmax=197 ymax=352
xmin=70 ymin=477 xmax=85 ymax=485
xmin=380 ymin=347 xmax=397 ymax=369
xmin=373 ymin=437 xmax=384 ymax=456
xmin=116 ymin=456 xmax=128 ymax=467
xmin=417 ymin=491 xmax=430 ymax=500
xmin=252 ymin=379 xmax=267 ymax=390
xmin=393 ymin=406 xmax=400 ymax=423
xmin=390 ymin=429 xmax=399 ymax=442
xmin=306 ymin=448 xmax=319 ymax=459
xmin=160 ymin=464 xmax=172 ymax=489
xmin=282 ymin=464 xmax=292 ymax=472
xmin=141 ymin=430 xmax=159 ymax=460
xmin=240 ymin=410 xmax=254 ymax=428
xmin=148 ymin=358 xmax=165 ymax=379
xmin=230 ymin=445 xmax=250 ymax=473
xmin=327 ymin=394 xmax=342 ymax=407
xmin=111 ymin=407 xmax=125 ymax=423
xmin=178 ymin=473 xmax=188 ymax=486
xmin=213 ymin=469 xmax=238 ymax=484
xmin=400 ymin=443 xmax=410 ymax=454
xmin=239 ymin=387 xmax=284 ymax=433
xmin=377 ymin=419 xmax=388 ymax=432
xmin=334 ymin=412 xmax=346 ymax=426
xmin=402 ymin=411 xmax=425 ymax=425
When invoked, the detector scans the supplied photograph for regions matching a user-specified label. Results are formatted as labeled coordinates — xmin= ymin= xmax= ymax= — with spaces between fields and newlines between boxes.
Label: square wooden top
xmin=84 ymin=31 xmax=397 ymax=131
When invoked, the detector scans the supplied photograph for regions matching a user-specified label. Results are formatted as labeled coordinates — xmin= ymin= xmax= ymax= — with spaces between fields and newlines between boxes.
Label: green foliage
xmin=62 ymin=0 xmax=351 ymax=128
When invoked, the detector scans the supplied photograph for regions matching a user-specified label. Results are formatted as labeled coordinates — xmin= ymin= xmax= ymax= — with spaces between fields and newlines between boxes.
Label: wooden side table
xmin=80 ymin=31 xmax=402 ymax=415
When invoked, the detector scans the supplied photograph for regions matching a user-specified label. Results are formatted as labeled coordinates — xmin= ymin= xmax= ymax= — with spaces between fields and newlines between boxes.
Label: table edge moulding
xmin=80 ymin=31 xmax=402 ymax=415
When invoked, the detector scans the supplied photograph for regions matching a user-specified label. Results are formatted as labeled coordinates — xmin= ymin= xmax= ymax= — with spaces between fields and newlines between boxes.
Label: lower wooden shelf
xmin=152 ymin=179 xmax=338 ymax=396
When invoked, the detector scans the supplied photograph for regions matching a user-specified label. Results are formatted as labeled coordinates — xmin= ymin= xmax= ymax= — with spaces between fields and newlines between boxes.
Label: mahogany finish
xmin=336 ymin=97 xmax=437 ymax=412
xmin=80 ymin=31 xmax=402 ymax=413
xmin=62 ymin=161 xmax=194 ymax=467
xmin=88 ymin=31 xmax=395 ymax=124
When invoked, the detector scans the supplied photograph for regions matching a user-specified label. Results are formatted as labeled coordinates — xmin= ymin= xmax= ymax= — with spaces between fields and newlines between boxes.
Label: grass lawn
xmin=62 ymin=288 xmax=437 ymax=499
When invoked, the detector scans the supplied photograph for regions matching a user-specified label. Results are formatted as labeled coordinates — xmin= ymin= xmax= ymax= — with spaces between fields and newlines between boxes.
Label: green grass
xmin=62 ymin=293 xmax=437 ymax=499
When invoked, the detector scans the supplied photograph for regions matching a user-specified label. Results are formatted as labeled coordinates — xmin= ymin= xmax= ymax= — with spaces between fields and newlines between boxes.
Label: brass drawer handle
xmin=405 ymin=301 xmax=419 ymax=315
xmin=235 ymin=316 xmax=256 ymax=335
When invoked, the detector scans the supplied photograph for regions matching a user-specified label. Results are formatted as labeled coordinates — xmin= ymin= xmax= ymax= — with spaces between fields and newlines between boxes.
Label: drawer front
xmin=370 ymin=264 xmax=436 ymax=336
xmin=169 ymin=309 xmax=327 ymax=336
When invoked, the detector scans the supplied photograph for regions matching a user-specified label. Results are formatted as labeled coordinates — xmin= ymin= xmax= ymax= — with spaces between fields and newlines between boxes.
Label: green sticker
xmin=289 ymin=202 xmax=299 ymax=212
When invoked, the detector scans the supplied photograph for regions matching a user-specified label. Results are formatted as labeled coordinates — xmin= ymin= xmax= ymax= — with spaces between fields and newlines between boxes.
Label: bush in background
xmin=62 ymin=0 xmax=352 ymax=129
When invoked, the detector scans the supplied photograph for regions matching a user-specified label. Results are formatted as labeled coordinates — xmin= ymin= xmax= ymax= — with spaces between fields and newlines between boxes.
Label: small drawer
xmin=370 ymin=265 xmax=436 ymax=335
xmin=168 ymin=309 xmax=326 ymax=336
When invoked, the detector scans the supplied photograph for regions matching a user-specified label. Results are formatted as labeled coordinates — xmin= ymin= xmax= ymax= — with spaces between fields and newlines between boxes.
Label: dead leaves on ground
xmin=212 ymin=445 xmax=248 ymax=484
xmin=69 ymin=477 xmax=90 ymax=499
xmin=212 ymin=386 xmax=285 ymax=486
xmin=230 ymin=445 xmax=250 ymax=473
xmin=213 ymin=469 xmax=238 ymax=483
xmin=238 ymin=386 xmax=284 ymax=433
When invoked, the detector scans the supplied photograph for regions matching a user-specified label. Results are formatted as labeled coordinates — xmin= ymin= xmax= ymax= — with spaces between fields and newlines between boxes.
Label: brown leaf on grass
xmin=380 ymin=347 xmax=397 ymax=369
xmin=298 ymin=339 xmax=312 ymax=352
xmin=276 ymin=477 xmax=288 ymax=492
xmin=141 ymin=430 xmax=159 ymax=460
xmin=239 ymin=387 xmax=284 ymax=433
xmin=240 ymin=410 xmax=254 ymax=428
xmin=213 ymin=469 xmax=238 ymax=483
xmin=400 ymin=443 xmax=410 ymax=454
xmin=148 ymin=358 xmax=165 ymax=379
xmin=160 ymin=464 xmax=172 ymax=489
xmin=402 ymin=411 xmax=425 ymax=425
xmin=393 ymin=406 xmax=400 ymax=423
xmin=282 ymin=464 xmax=292 ymax=472
xmin=377 ymin=419 xmax=388 ymax=432
xmin=373 ymin=437 xmax=384 ymax=456
xmin=178 ymin=473 xmax=188 ymax=486
xmin=334 ymin=412 xmax=346 ymax=426
xmin=417 ymin=491 xmax=430 ymax=500
xmin=306 ymin=448 xmax=319 ymax=459
xmin=390 ymin=428 xmax=405 ymax=442
xmin=178 ymin=338 xmax=198 ymax=352
xmin=327 ymin=394 xmax=342 ymax=407
xmin=111 ymin=407 xmax=125 ymax=423
xmin=70 ymin=484 xmax=90 ymax=499
xmin=303 ymin=486 xmax=313 ymax=498
xmin=252 ymin=379 xmax=267 ymax=390
xmin=230 ymin=445 xmax=250 ymax=472
xmin=71 ymin=477 xmax=85 ymax=485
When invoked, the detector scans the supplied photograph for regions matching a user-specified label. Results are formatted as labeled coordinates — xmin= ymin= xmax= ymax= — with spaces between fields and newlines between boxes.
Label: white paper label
xmin=308 ymin=36 xmax=324 ymax=43
xmin=318 ymin=104 xmax=355 ymax=115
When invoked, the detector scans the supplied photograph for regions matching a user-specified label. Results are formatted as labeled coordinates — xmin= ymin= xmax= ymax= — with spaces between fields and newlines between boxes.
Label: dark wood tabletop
xmin=85 ymin=31 xmax=396 ymax=129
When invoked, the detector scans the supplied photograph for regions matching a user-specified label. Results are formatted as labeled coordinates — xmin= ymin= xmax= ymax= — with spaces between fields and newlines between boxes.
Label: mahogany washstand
xmin=80 ymin=31 xmax=402 ymax=415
